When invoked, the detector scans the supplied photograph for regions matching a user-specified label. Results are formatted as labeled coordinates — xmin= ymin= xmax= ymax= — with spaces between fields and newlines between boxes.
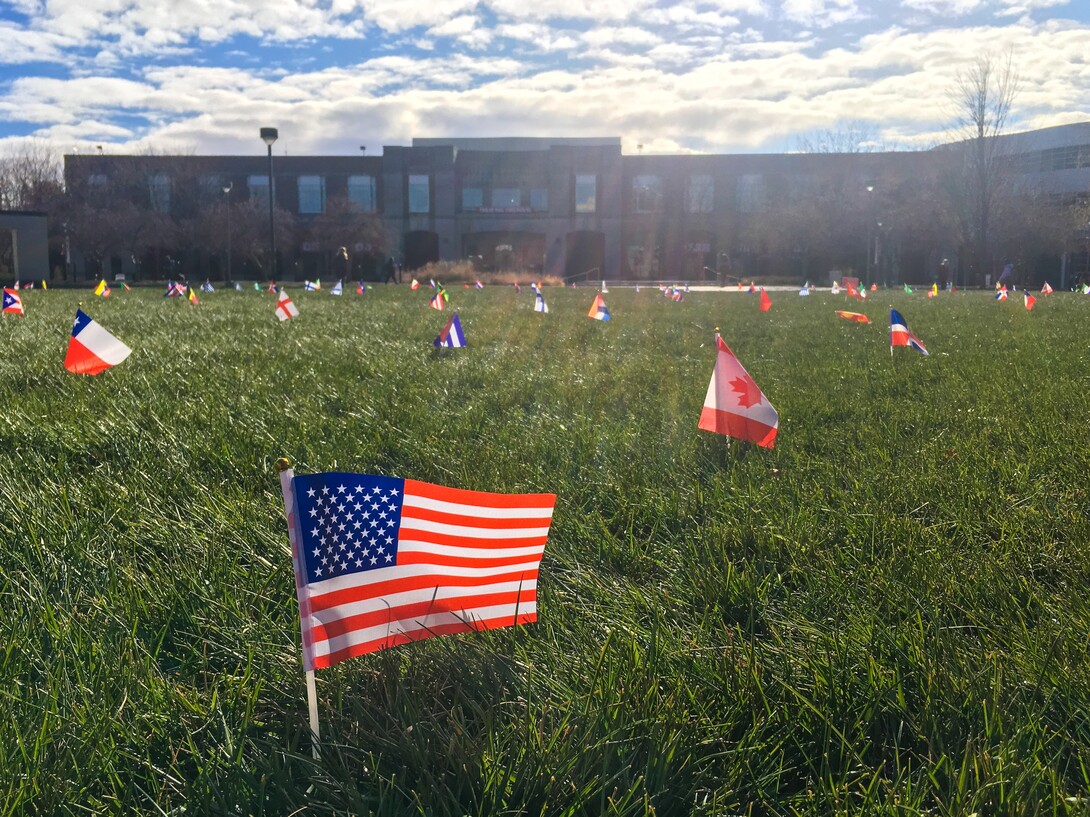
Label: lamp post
xmin=260 ymin=127 xmax=278 ymax=279
xmin=865 ymin=184 xmax=875 ymax=283
xmin=222 ymin=181 xmax=233 ymax=283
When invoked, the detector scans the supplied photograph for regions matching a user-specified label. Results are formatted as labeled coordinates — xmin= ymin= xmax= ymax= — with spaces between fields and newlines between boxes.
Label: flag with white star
xmin=287 ymin=472 xmax=556 ymax=670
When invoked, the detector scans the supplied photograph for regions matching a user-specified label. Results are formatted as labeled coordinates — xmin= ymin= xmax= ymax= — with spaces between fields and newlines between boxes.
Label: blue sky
xmin=0 ymin=0 xmax=1088 ymax=156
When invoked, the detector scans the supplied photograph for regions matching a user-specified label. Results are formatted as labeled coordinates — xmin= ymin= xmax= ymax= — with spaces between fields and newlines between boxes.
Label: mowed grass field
xmin=2 ymin=284 xmax=1090 ymax=816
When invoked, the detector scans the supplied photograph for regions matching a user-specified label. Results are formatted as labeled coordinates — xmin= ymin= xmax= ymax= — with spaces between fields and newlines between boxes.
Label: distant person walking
xmin=383 ymin=256 xmax=397 ymax=284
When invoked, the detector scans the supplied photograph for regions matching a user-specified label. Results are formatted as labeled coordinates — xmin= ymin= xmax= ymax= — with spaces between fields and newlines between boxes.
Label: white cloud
xmin=781 ymin=0 xmax=862 ymax=27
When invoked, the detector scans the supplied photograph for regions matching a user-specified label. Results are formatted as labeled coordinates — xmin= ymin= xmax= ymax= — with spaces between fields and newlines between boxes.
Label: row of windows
xmin=87 ymin=171 xmax=775 ymax=216
xmin=1005 ymin=143 xmax=1090 ymax=174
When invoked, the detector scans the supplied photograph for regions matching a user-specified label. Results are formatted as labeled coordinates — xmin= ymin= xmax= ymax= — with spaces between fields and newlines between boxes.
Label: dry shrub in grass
xmin=414 ymin=261 xmax=563 ymax=287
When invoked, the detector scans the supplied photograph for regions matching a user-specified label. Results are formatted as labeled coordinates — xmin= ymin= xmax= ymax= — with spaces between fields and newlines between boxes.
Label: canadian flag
xmin=276 ymin=289 xmax=300 ymax=321
xmin=698 ymin=335 xmax=778 ymax=448
xmin=64 ymin=309 xmax=131 ymax=375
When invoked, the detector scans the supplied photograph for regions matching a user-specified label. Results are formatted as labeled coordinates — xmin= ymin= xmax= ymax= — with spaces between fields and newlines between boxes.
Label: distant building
xmin=61 ymin=124 xmax=1090 ymax=285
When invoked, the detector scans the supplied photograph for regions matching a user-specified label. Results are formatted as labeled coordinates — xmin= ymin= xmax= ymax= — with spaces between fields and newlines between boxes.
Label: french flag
xmin=64 ymin=309 xmax=132 ymax=375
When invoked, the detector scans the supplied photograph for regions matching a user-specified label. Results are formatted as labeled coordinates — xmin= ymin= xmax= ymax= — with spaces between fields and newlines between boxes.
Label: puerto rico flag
xmin=3 ymin=287 xmax=24 ymax=315
xmin=698 ymin=334 xmax=778 ymax=448
xmin=276 ymin=289 xmax=300 ymax=321
xmin=588 ymin=293 xmax=610 ymax=321
xmin=433 ymin=312 xmax=467 ymax=348
xmin=282 ymin=470 xmax=556 ymax=670
xmin=890 ymin=309 xmax=928 ymax=355
xmin=64 ymin=309 xmax=131 ymax=374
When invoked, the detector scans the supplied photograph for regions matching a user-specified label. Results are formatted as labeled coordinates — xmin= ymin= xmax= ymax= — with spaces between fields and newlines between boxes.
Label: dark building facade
xmin=61 ymin=124 xmax=1090 ymax=285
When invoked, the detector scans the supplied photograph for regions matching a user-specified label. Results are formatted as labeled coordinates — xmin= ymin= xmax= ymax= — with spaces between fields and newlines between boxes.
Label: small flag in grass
xmin=201 ymin=280 xmax=215 ymax=293
xmin=281 ymin=469 xmax=556 ymax=670
xmin=1042 ymin=281 xmax=1053 ymax=295
xmin=534 ymin=292 xmax=548 ymax=313
xmin=331 ymin=280 xmax=343 ymax=296
xmin=698 ymin=333 xmax=778 ymax=448
xmin=433 ymin=312 xmax=467 ymax=348
xmin=188 ymin=287 xmax=200 ymax=305
xmin=588 ymin=293 xmax=610 ymax=321
xmin=890 ymin=309 xmax=928 ymax=356
xmin=3 ymin=287 xmax=24 ymax=315
xmin=276 ymin=289 xmax=300 ymax=321
xmin=759 ymin=288 xmax=772 ymax=312
xmin=1024 ymin=291 xmax=1036 ymax=311
xmin=93 ymin=279 xmax=108 ymax=296
xmin=836 ymin=310 xmax=870 ymax=324
xmin=65 ymin=309 xmax=131 ymax=374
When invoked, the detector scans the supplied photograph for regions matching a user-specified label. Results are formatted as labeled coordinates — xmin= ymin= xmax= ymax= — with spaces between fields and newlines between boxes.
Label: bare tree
xmin=794 ymin=121 xmax=882 ymax=154
xmin=948 ymin=50 xmax=1020 ymax=283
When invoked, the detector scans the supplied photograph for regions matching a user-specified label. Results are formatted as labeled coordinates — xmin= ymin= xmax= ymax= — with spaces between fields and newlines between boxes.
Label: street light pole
xmin=865 ymin=184 xmax=875 ymax=283
xmin=222 ymin=182 xmax=233 ymax=283
xmin=260 ymin=127 xmax=278 ymax=279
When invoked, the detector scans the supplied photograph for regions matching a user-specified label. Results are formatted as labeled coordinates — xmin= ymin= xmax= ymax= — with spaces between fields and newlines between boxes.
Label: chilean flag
xmin=433 ymin=312 xmax=467 ymax=348
xmin=3 ymin=287 xmax=24 ymax=315
xmin=890 ymin=309 xmax=928 ymax=355
xmin=698 ymin=334 xmax=778 ymax=448
xmin=64 ymin=309 xmax=131 ymax=374
xmin=588 ymin=293 xmax=610 ymax=321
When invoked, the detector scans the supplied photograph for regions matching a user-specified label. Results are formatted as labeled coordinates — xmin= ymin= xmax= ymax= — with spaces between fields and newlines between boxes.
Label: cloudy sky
xmin=0 ymin=0 xmax=1087 ymax=157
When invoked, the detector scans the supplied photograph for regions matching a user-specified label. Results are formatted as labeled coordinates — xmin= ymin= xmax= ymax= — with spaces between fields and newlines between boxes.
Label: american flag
xmin=287 ymin=472 xmax=555 ymax=670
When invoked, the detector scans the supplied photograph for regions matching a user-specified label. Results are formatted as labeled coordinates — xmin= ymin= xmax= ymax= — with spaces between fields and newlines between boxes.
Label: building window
xmin=530 ymin=188 xmax=548 ymax=212
xmin=492 ymin=188 xmax=521 ymax=209
xmin=687 ymin=174 xmax=714 ymax=213
xmin=148 ymin=174 xmax=171 ymax=214
xmin=575 ymin=174 xmax=596 ymax=213
xmin=633 ymin=175 xmax=663 ymax=213
xmin=408 ymin=174 xmax=430 ymax=214
xmin=348 ymin=175 xmax=376 ymax=212
xmin=298 ymin=175 xmax=325 ymax=214
xmin=249 ymin=175 xmax=269 ymax=200
xmin=462 ymin=187 xmax=483 ymax=211
xmin=736 ymin=174 xmax=764 ymax=213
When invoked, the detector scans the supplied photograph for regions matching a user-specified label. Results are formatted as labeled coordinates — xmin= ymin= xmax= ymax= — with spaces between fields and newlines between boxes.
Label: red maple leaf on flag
xmin=730 ymin=374 xmax=763 ymax=408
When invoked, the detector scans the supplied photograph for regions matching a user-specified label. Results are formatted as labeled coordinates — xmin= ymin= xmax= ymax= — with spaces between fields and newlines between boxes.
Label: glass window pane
xmin=687 ymin=174 xmax=713 ymax=213
xmin=530 ymin=188 xmax=548 ymax=212
xmin=409 ymin=175 xmax=430 ymax=214
xmin=492 ymin=188 xmax=521 ymax=208
xmin=348 ymin=175 xmax=376 ymax=212
xmin=462 ymin=187 xmax=483 ymax=211
xmin=575 ymin=174 xmax=596 ymax=213
xmin=298 ymin=175 xmax=325 ymax=214
xmin=736 ymin=174 xmax=764 ymax=213
xmin=148 ymin=174 xmax=171 ymax=213
xmin=633 ymin=175 xmax=662 ymax=213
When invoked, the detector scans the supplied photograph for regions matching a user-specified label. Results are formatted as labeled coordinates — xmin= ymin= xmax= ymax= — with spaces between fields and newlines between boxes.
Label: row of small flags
xmin=7 ymin=280 xmax=46 ymax=291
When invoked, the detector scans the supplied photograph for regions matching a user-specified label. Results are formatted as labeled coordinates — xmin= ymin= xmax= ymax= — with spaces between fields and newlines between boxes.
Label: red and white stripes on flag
xmin=283 ymin=471 xmax=556 ymax=670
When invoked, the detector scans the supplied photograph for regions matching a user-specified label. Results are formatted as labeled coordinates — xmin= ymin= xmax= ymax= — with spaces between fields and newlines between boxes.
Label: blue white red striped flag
xmin=890 ymin=309 xmax=928 ymax=355
xmin=283 ymin=472 xmax=556 ymax=669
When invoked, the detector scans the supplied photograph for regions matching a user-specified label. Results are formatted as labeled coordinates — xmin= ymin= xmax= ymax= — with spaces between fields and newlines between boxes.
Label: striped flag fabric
xmin=276 ymin=289 xmax=300 ymax=321
xmin=835 ymin=310 xmax=870 ymax=323
xmin=534 ymin=292 xmax=548 ymax=313
xmin=429 ymin=291 xmax=445 ymax=310
xmin=890 ymin=309 xmax=928 ymax=355
xmin=3 ymin=287 xmax=24 ymax=315
xmin=698 ymin=334 xmax=778 ymax=448
xmin=284 ymin=471 xmax=556 ymax=670
xmin=588 ymin=293 xmax=610 ymax=321
xmin=475 ymin=279 xmax=484 ymax=289
xmin=64 ymin=309 xmax=131 ymax=374
xmin=433 ymin=312 xmax=467 ymax=348
xmin=201 ymin=280 xmax=215 ymax=292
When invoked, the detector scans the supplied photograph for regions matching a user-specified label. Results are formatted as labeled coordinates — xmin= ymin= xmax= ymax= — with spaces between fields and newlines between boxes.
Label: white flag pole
xmin=276 ymin=457 xmax=321 ymax=760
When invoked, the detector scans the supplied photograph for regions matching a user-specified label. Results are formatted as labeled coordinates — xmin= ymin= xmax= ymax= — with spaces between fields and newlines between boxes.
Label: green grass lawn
xmin=2 ymin=285 xmax=1089 ymax=815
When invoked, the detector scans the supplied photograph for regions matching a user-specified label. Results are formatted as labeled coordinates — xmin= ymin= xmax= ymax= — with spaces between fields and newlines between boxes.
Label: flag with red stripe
xmin=285 ymin=472 xmax=556 ymax=670
xmin=698 ymin=334 xmax=778 ymax=448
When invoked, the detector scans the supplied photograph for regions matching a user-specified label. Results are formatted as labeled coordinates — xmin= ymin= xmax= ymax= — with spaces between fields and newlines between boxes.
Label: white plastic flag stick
xmin=277 ymin=458 xmax=321 ymax=760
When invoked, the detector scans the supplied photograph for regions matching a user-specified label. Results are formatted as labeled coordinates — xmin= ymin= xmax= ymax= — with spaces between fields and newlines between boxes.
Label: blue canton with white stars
xmin=293 ymin=473 xmax=406 ymax=583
